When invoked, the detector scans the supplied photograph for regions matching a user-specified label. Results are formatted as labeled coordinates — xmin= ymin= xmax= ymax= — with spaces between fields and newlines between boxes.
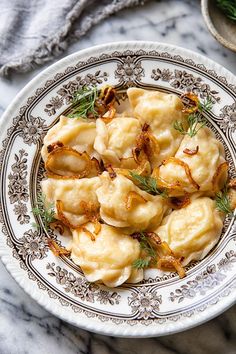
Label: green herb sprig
xmin=132 ymin=232 xmax=157 ymax=269
xmin=32 ymin=194 xmax=55 ymax=230
xmin=217 ymin=0 xmax=236 ymax=21
xmin=174 ymin=96 xmax=213 ymax=138
xmin=68 ymin=86 xmax=98 ymax=119
xmin=198 ymin=96 xmax=214 ymax=113
xmin=129 ymin=171 xmax=168 ymax=198
xmin=216 ymin=187 xmax=233 ymax=215
xmin=133 ymin=258 xmax=150 ymax=269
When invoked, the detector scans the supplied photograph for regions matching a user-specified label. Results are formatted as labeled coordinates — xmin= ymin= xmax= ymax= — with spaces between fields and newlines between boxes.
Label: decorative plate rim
xmin=0 ymin=41 xmax=235 ymax=338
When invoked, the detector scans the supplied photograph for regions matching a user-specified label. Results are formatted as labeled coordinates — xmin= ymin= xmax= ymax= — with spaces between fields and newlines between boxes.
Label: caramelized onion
xmin=134 ymin=160 xmax=152 ymax=176
xmin=48 ymin=239 xmax=71 ymax=257
xmin=228 ymin=178 xmax=236 ymax=189
xmin=160 ymin=241 xmax=175 ymax=255
xmin=133 ymin=124 xmax=160 ymax=165
xmin=115 ymin=161 xmax=151 ymax=182
xmin=161 ymin=157 xmax=200 ymax=190
xmin=47 ymin=141 xmax=64 ymax=153
xmin=212 ymin=162 xmax=228 ymax=193
xmin=228 ymin=188 xmax=236 ymax=210
xmin=180 ymin=92 xmax=199 ymax=114
xmin=183 ymin=146 xmax=199 ymax=156
xmin=119 ymin=157 xmax=138 ymax=169
xmin=101 ymin=106 xmax=116 ymax=123
xmin=152 ymin=167 xmax=183 ymax=191
xmin=157 ymin=255 xmax=186 ymax=278
xmin=80 ymin=226 xmax=96 ymax=241
xmin=46 ymin=147 xmax=93 ymax=179
xmin=100 ymin=86 xmax=117 ymax=106
xmin=79 ymin=201 xmax=101 ymax=235
xmin=145 ymin=232 xmax=162 ymax=247
xmin=105 ymin=164 xmax=117 ymax=179
xmin=95 ymin=86 xmax=118 ymax=116
xmin=125 ymin=191 xmax=147 ymax=210
xmin=56 ymin=200 xmax=81 ymax=229
xmin=91 ymin=157 xmax=102 ymax=175
xmin=168 ymin=194 xmax=191 ymax=209
xmin=56 ymin=199 xmax=101 ymax=234
xmin=49 ymin=220 xmax=65 ymax=235
xmin=132 ymin=231 xmax=186 ymax=278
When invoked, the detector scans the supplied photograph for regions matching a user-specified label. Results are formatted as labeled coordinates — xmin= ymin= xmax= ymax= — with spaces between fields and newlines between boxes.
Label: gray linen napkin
xmin=0 ymin=0 xmax=147 ymax=77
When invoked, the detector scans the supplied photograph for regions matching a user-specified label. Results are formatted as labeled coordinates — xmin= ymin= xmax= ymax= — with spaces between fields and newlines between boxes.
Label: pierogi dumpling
xmin=96 ymin=172 xmax=168 ymax=231
xmin=158 ymin=126 xmax=227 ymax=196
xmin=71 ymin=222 xmax=143 ymax=287
xmin=94 ymin=117 xmax=141 ymax=168
xmin=127 ymin=88 xmax=186 ymax=165
xmin=41 ymin=177 xmax=101 ymax=227
xmin=41 ymin=115 xmax=97 ymax=161
xmin=155 ymin=197 xmax=224 ymax=265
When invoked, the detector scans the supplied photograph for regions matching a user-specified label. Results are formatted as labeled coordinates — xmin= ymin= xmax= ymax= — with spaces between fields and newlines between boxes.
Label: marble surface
xmin=0 ymin=0 xmax=236 ymax=353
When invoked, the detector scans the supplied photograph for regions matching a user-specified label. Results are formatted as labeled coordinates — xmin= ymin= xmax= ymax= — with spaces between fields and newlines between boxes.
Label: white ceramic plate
xmin=0 ymin=42 xmax=235 ymax=338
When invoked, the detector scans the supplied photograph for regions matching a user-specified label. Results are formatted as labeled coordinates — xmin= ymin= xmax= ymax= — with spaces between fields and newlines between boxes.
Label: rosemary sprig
xmin=32 ymin=194 xmax=55 ymax=230
xmin=174 ymin=96 xmax=213 ymax=138
xmin=216 ymin=187 xmax=233 ymax=215
xmin=68 ymin=85 xmax=99 ymax=119
xmin=217 ymin=0 xmax=236 ymax=21
xmin=132 ymin=232 xmax=157 ymax=269
xmin=129 ymin=171 xmax=168 ymax=198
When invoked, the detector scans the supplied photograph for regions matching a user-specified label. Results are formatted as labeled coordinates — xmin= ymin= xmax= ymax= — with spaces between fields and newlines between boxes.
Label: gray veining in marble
xmin=0 ymin=0 xmax=236 ymax=353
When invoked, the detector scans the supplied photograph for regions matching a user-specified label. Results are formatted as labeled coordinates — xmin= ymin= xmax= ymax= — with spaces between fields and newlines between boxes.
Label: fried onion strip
xmin=228 ymin=178 xmax=236 ymax=189
xmin=48 ymin=239 xmax=71 ymax=257
xmin=101 ymin=106 xmax=116 ymax=123
xmin=168 ymin=194 xmax=191 ymax=209
xmin=47 ymin=141 xmax=64 ymax=153
xmin=80 ymin=226 xmax=96 ymax=241
xmin=152 ymin=167 xmax=183 ymax=191
xmin=183 ymin=146 xmax=199 ymax=156
xmin=212 ymin=162 xmax=229 ymax=193
xmin=49 ymin=220 xmax=65 ymax=235
xmin=105 ymin=164 xmax=117 ymax=179
xmin=125 ymin=191 xmax=147 ymax=210
xmin=46 ymin=146 xmax=92 ymax=179
xmin=56 ymin=200 xmax=81 ymax=229
xmin=80 ymin=201 xmax=101 ymax=235
xmin=143 ymin=232 xmax=186 ymax=278
xmin=157 ymin=255 xmax=186 ymax=278
xmin=180 ymin=92 xmax=199 ymax=114
xmin=161 ymin=157 xmax=200 ymax=190
xmin=133 ymin=124 xmax=160 ymax=165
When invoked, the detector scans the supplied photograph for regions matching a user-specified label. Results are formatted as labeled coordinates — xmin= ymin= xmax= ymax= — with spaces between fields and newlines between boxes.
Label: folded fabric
xmin=0 ymin=0 xmax=147 ymax=77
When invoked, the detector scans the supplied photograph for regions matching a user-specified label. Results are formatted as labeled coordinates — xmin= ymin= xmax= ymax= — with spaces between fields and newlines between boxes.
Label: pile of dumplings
xmin=41 ymin=88 xmax=227 ymax=287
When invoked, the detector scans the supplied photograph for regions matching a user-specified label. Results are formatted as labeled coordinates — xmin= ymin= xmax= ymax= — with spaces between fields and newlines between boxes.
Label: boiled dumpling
xmin=155 ymin=197 xmax=224 ymax=265
xmin=71 ymin=222 xmax=143 ymax=287
xmin=127 ymin=88 xmax=186 ymax=165
xmin=41 ymin=115 xmax=97 ymax=161
xmin=94 ymin=117 xmax=141 ymax=168
xmin=41 ymin=177 xmax=101 ymax=227
xmin=96 ymin=172 xmax=168 ymax=231
xmin=158 ymin=126 xmax=227 ymax=195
